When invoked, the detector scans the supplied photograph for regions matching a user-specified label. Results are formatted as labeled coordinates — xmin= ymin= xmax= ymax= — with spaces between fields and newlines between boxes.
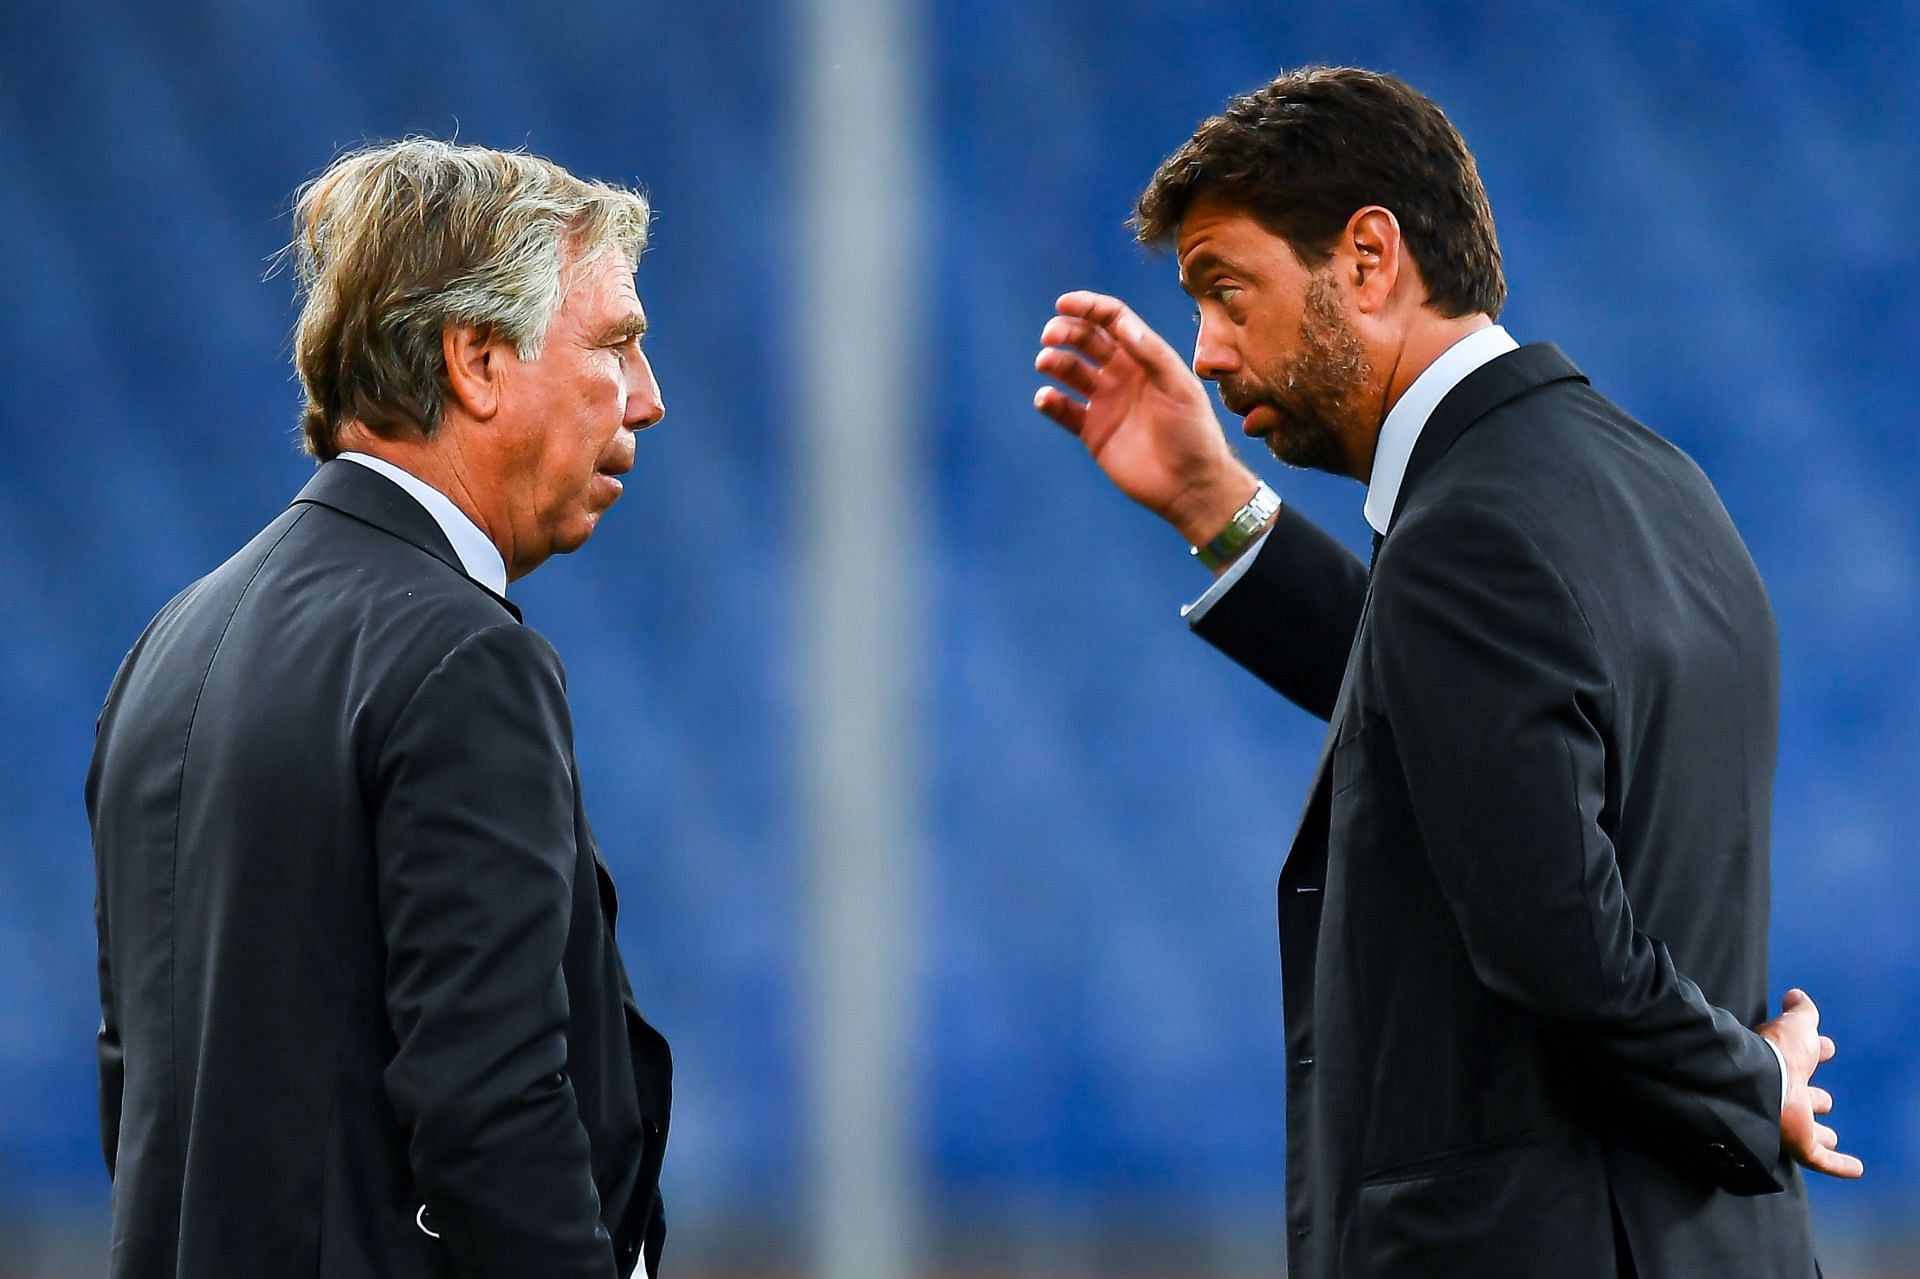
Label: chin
xmin=1265 ymin=422 xmax=1352 ymax=478
xmin=540 ymin=511 xmax=600 ymax=558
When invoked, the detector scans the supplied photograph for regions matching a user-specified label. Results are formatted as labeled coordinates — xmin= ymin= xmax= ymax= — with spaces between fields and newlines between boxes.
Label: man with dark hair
xmin=88 ymin=140 xmax=671 ymax=1279
xmin=1035 ymin=66 xmax=1855 ymax=1277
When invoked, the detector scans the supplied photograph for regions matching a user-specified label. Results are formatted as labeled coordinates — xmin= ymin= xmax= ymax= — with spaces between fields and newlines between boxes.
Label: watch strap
xmin=1190 ymin=481 xmax=1281 ymax=569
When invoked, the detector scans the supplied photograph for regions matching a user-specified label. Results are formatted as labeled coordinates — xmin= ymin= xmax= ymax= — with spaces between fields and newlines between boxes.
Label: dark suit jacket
xmin=87 ymin=460 xmax=671 ymax=1279
xmin=1193 ymin=345 xmax=1817 ymax=1278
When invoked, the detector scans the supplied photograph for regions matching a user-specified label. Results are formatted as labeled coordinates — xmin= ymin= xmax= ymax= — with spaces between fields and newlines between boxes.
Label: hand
xmin=1033 ymin=290 xmax=1258 ymax=549
xmin=1756 ymin=988 xmax=1863 ymax=1178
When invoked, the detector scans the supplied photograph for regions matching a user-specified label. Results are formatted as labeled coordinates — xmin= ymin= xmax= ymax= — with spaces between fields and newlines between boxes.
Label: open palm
xmin=1034 ymin=290 xmax=1254 ymax=544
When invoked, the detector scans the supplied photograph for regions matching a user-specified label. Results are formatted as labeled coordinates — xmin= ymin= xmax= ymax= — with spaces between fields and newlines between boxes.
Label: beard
xmin=1223 ymin=271 xmax=1372 ymax=478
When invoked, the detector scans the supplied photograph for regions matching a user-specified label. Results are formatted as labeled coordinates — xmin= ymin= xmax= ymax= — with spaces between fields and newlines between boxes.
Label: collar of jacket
xmin=290 ymin=458 xmax=523 ymax=622
xmin=1385 ymin=342 xmax=1590 ymax=533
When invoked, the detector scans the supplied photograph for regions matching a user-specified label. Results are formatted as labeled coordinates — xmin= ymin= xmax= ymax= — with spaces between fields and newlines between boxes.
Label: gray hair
xmin=288 ymin=138 xmax=651 ymax=458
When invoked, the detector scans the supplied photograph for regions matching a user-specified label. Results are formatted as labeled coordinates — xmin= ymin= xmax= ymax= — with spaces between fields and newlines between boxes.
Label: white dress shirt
xmin=1359 ymin=323 xmax=1519 ymax=537
xmin=336 ymin=452 xmax=509 ymax=597
xmin=1175 ymin=326 xmax=1789 ymax=1108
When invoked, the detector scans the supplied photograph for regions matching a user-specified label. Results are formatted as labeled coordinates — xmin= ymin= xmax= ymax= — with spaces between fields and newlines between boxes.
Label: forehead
xmin=558 ymin=246 xmax=643 ymax=324
xmin=1176 ymin=195 xmax=1298 ymax=281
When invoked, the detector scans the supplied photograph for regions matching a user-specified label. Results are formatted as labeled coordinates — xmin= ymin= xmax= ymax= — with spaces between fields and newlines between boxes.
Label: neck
xmin=1352 ymin=312 xmax=1493 ymax=483
xmin=336 ymin=425 xmax=511 ymax=570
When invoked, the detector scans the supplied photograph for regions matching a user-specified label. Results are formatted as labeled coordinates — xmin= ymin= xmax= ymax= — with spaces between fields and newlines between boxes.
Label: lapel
xmin=291 ymin=459 xmax=522 ymax=621
xmin=1277 ymin=343 xmax=1589 ymax=881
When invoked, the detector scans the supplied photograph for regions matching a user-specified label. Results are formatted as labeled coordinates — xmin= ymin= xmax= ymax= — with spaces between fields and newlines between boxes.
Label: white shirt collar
xmin=336 ymin=452 xmax=509 ymax=597
xmin=1362 ymin=324 xmax=1519 ymax=535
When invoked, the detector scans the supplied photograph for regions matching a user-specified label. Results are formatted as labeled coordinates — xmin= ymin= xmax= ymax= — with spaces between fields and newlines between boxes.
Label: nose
xmin=1191 ymin=314 xmax=1239 ymax=384
xmin=625 ymin=351 xmax=665 ymax=429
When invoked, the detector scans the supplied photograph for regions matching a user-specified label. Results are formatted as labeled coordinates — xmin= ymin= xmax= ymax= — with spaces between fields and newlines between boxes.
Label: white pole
xmin=797 ymin=2 xmax=923 ymax=1277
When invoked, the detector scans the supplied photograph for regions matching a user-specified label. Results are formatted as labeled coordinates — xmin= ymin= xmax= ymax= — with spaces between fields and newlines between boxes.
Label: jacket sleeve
xmin=1189 ymin=504 xmax=1369 ymax=721
xmin=95 ymin=885 xmax=122 ymax=1179
xmin=1369 ymin=502 xmax=1785 ymax=1195
xmin=375 ymin=622 xmax=618 ymax=1278
xmin=90 ymin=680 xmax=130 ymax=1181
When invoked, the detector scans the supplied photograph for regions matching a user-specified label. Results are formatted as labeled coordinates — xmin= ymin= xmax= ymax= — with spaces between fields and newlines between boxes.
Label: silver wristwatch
xmin=1189 ymin=481 xmax=1281 ymax=569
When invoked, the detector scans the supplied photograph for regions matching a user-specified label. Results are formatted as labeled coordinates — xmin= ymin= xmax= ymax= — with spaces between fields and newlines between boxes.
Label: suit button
xmin=1294 ymin=1057 xmax=1315 ymax=1069
xmin=416 ymin=1205 xmax=441 ymax=1238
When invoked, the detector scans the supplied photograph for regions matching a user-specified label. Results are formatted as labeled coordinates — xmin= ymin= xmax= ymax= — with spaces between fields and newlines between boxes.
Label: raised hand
xmin=1757 ymin=988 xmax=1864 ymax=1179
xmin=1033 ymin=290 xmax=1258 ymax=550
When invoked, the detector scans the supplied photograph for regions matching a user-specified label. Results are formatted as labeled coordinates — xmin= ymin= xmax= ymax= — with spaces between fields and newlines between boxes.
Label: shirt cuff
xmin=1180 ymin=528 xmax=1274 ymax=623
xmin=1762 ymin=1035 xmax=1789 ymax=1111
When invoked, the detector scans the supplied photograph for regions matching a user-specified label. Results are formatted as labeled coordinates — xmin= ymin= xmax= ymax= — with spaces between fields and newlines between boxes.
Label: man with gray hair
xmin=87 ymin=139 xmax=671 ymax=1278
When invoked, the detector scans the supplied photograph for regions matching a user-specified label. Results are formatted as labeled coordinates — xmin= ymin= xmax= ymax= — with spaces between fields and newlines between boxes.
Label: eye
xmin=1214 ymin=285 xmax=1242 ymax=306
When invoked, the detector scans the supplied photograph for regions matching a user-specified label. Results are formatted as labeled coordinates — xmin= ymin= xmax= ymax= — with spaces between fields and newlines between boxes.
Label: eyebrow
xmin=594 ymin=313 xmax=648 ymax=344
xmin=1178 ymin=250 xmax=1226 ymax=297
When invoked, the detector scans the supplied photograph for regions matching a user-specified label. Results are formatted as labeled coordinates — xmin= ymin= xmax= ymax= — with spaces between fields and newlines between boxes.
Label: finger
xmin=1055 ymin=289 xmax=1130 ymax=326
xmin=1033 ymin=386 xmax=1086 ymax=435
xmin=1793 ymin=1120 xmax=1865 ymax=1178
xmin=1040 ymin=315 xmax=1119 ymax=366
xmin=1055 ymin=291 xmax=1181 ymax=372
xmin=1806 ymin=1147 xmax=1866 ymax=1178
xmin=1035 ymin=347 xmax=1100 ymax=399
xmin=1808 ymin=1085 xmax=1833 ymax=1115
xmin=1819 ymin=1034 xmax=1836 ymax=1064
xmin=1774 ymin=992 xmax=1821 ymax=1061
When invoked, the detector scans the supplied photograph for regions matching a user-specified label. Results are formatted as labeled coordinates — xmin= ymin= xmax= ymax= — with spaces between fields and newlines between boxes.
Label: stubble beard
xmin=1247 ymin=272 xmax=1372 ymax=478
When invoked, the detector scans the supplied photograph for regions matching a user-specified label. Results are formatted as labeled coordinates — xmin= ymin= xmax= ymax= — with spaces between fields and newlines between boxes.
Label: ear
xmin=1343 ymin=206 xmax=1403 ymax=315
xmin=442 ymin=323 xmax=505 ymax=421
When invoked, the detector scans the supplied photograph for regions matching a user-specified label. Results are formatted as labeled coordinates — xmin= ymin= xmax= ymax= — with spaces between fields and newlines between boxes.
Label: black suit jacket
xmin=1193 ymin=345 xmax=1817 ymax=1278
xmin=87 ymin=460 xmax=671 ymax=1279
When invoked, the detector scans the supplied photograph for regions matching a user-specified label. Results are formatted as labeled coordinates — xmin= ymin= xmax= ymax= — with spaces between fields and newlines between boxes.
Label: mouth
xmin=593 ymin=454 xmax=632 ymax=503
xmin=596 ymin=438 xmax=637 ymax=482
xmin=1221 ymin=387 xmax=1270 ymax=434
xmin=1236 ymin=403 xmax=1282 ymax=437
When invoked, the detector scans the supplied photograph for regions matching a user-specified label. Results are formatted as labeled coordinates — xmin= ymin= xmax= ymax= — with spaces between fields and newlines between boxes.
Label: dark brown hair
xmin=1134 ymin=66 xmax=1505 ymax=319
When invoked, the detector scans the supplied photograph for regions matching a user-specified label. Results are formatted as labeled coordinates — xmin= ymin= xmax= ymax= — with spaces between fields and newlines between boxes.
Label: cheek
xmin=594 ymin=363 xmax=625 ymax=412
xmin=1243 ymin=340 xmax=1298 ymax=392
xmin=566 ymin=370 xmax=623 ymax=452
xmin=549 ymin=378 xmax=622 ymax=501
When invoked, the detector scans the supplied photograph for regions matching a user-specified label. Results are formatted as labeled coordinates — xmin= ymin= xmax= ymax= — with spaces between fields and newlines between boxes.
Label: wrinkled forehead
xmin=1176 ymin=197 xmax=1320 ymax=291
xmin=1176 ymin=203 xmax=1264 ymax=280
xmin=558 ymin=244 xmax=644 ymax=325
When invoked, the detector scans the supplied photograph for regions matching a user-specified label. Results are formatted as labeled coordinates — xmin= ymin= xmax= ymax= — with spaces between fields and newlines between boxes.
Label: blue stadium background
xmin=2 ymin=0 xmax=1916 ymax=1270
